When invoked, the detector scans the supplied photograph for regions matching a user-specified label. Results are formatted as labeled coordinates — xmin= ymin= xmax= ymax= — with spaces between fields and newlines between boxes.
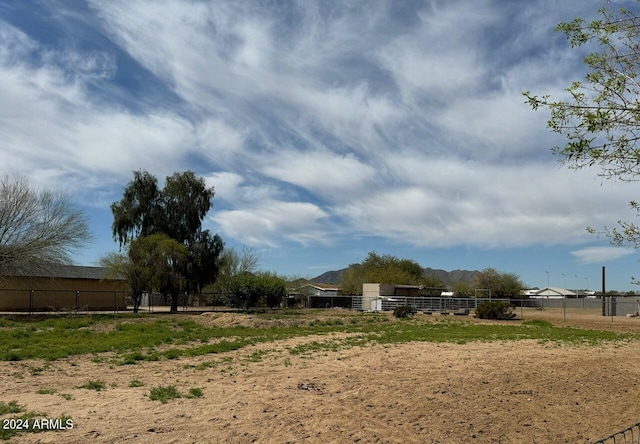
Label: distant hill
xmin=310 ymin=267 xmax=478 ymax=288
xmin=422 ymin=267 xmax=478 ymax=288
xmin=310 ymin=269 xmax=347 ymax=285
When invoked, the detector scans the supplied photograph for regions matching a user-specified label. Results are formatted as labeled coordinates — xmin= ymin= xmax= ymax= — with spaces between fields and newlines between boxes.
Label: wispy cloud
xmin=2 ymin=0 xmax=639 ymax=287
xmin=571 ymin=247 xmax=636 ymax=265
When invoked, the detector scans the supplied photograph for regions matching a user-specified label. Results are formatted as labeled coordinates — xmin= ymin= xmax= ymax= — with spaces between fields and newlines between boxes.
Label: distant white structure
xmin=362 ymin=283 xmax=421 ymax=312
xmin=526 ymin=286 xmax=577 ymax=299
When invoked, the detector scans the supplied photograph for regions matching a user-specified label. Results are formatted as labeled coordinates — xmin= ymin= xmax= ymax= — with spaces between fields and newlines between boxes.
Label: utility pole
xmin=602 ymin=266 xmax=606 ymax=316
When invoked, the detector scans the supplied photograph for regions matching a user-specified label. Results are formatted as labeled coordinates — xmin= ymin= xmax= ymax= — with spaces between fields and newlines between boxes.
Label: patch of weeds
xmin=164 ymin=349 xmax=182 ymax=360
xmin=283 ymin=358 xmax=292 ymax=367
xmin=120 ymin=351 xmax=145 ymax=365
xmin=148 ymin=385 xmax=182 ymax=404
xmin=144 ymin=351 xmax=160 ymax=362
xmin=77 ymin=380 xmax=106 ymax=391
xmin=186 ymin=387 xmax=203 ymax=399
xmin=194 ymin=361 xmax=216 ymax=370
xmin=129 ymin=379 xmax=144 ymax=388
xmin=60 ymin=393 xmax=73 ymax=401
xmin=0 ymin=400 xmax=24 ymax=415
xmin=29 ymin=363 xmax=50 ymax=376
xmin=36 ymin=388 xmax=57 ymax=395
xmin=91 ymin=355 xmax=105 ymax=364
xmin=110 ymin=382 xmax=118 ymax=388
xmin=245 ymin=350 xmax=267 ymax=362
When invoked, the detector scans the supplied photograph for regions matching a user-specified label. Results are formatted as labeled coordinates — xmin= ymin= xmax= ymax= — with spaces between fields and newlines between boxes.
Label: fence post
xmin=75 ymin=290 xmax=80 ymax=312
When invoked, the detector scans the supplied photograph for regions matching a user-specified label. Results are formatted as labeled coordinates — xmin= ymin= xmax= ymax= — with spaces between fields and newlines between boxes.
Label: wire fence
xmin=0 ymin=289 xmax=230 ymax=313
xmin=594 ymin=422 xmax=640 ymax=444
xmin=1 ymin=289 xmax=639 ymax=318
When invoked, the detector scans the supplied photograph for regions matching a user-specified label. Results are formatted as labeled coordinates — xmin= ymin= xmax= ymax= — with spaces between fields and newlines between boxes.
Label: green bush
xmin=474 ymin=301 xmax=516 ymax=320
xmin=149 ymin=385 xmax=182 ymax=404
xmin=77 ymin=380 xmax=106 ymax=391
xmin=393 ymin=305 xmax=417 ymax=318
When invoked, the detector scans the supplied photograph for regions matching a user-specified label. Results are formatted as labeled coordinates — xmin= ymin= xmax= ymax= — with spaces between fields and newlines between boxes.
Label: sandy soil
xmin=3 ymin=308 xmax=640 ymax=443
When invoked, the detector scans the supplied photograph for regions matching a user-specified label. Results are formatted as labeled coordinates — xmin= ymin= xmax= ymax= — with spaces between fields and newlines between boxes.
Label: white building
xmin=362 ymin=283 xmax=422 ymax=312
xmin=526 ymin=286 xmax=577 ymax=299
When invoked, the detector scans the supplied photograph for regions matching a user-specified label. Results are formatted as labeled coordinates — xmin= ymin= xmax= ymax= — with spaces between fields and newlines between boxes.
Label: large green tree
xmin=100 ymin=235 xmax=188 ymax=313
xmin=524 ymin=3 xmax=640 ymax=248
xmin=222 ymin=271 xmax=286 ymax=310
xmin=339 ymin=251 xmax=441 ymax=295
xmin=129 ymin=234 xmax=187 ymax=312
xmin=111 ymin=170 xmax=223 ymax=311
xmin=475 ymin=267 xmax=525 ymax=299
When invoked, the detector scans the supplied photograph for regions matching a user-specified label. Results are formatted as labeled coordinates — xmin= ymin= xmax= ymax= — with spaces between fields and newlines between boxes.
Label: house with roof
xmin=301 ymin=283 xmax=341 ymax=297
xmin=0 ymin=264 xmax=127 ymax=311
xmin=526 ymin=286 xmax=577 ymax=299
xmin=285 ymin=283 xmax=349 ymax=308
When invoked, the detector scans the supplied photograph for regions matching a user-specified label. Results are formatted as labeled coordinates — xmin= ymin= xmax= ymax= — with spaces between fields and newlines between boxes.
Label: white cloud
xmin=204 ymin=171 xmax=245 ymax=203
xmin=261 ymin=150 xmax=376 ymax=201
xmin=4 ymin=0 xmax=640 ymax=272
xmin=571 ymin=247 xmax=636 ymax=265
xmin=212 ymin=201 xmax=331 ymax=247
xmin=334 ymin=158 xmax=639 ymax=249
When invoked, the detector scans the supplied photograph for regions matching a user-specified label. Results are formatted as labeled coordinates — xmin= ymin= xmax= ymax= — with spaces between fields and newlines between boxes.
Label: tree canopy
xmin=0 ymin=174 xmax=92 ymax=273
xmin=524 ymin=3 xmax=640 ymax=247
xmin=110 ymin=170 xmax=223 ymax=311
xmin=112 ymin=170 xmax=214 ymax=247
xmin=340 ymin=251 xmax=442 ymax=295
xmin=475 ymin=267 xmax=525 ymax=299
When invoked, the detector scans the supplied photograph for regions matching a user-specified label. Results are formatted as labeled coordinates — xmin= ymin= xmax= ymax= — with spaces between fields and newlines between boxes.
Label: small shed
xmin=361 ymin=283 xmax=422 ymax=312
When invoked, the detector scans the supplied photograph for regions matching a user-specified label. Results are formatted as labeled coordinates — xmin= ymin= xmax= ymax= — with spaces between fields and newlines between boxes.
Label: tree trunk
xmin=170 ymin=292 xmax=179 ymax=313
xmin=132 ymin=292 xmax=142 ymax=313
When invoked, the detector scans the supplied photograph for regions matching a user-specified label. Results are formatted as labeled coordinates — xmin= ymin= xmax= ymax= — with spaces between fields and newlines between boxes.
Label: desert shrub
xmin=0 ymin=400 xmax=23 ymax=415
xmin=393 ymin=305 xmax=416 ymax=318
xmin=77 ymin=380 xmax=106 ymax=391
xmin=149 ymin=385 xmax=181 ymax=403
xmin=474 ymin=301 xmax=516 ymax=320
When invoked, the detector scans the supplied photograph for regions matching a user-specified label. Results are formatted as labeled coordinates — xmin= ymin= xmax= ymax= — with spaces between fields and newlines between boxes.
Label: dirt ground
xmin=3 ymin=308 xmax=640 ymax=443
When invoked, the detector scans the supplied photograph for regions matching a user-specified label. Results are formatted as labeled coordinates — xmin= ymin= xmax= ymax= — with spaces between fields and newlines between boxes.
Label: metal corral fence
xmin=351 ymin=296 xmax=509 ymax=313
xmin=594 ymin=421 xmax=640 ymax=444
xmin=524 ymin=297 xmax=640 ymax=317
xmin=351 ymin=295 xmax=640 ymax=316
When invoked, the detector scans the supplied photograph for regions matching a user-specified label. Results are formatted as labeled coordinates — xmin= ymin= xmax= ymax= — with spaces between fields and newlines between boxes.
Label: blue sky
xmin=2 ymin=0 xmax=640 ymax=291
